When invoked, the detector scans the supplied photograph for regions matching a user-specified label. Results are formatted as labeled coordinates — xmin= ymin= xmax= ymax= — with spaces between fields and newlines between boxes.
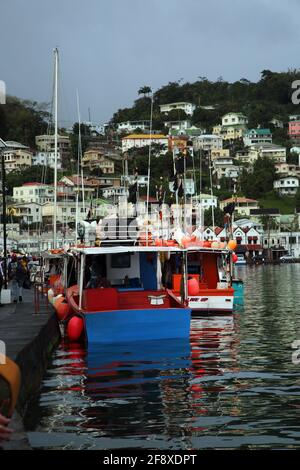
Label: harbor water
xmin=24 ymin=264 xmax=300 ymax=450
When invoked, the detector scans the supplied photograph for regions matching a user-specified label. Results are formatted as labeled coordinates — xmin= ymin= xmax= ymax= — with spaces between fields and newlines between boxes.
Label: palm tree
xmin=138 ymin=86 xmax=152 ymax=98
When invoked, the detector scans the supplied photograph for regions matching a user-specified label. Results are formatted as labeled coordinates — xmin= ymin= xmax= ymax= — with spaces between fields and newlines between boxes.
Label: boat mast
xmin=53 ymin=47 xmax=59 ymax=248
xmin=146 ymin=90 xmax=153 ymax=245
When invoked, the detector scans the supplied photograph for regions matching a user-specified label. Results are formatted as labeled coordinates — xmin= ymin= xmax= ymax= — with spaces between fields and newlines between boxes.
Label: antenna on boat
xmin=53 ymin=47 xmax=59 ymax=248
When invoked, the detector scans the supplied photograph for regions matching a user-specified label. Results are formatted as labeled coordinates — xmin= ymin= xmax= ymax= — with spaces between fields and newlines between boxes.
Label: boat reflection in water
xmin=26 ymin=316 xmax=238 ymax=449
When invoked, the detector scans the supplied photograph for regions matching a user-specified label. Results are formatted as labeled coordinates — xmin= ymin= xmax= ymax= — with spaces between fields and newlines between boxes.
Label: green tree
xmin=239 ymin=157 xmax=276 ymax=199
xmin=204 ymin=207 xmax=224 ymax=227
xmin=6 ymin=165 xmax=64 ymax=195
xmin=0 ymin=96 xmax=49 ymax=147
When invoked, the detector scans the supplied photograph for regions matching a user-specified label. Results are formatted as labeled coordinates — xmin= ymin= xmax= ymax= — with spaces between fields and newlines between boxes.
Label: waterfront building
xmin=121 ymin=134 xmax=168 ymax=154
xmin=164 ymin=120 xmax=191 ymax=132
xmin=102 ymin=186 xmax=128 ymax=201
xmin=121 ymin=175 xmax=149 ymax=187
xmin=82 ymin=121 xmax=106 ymax=136
xmin=35 ymin=134 xmax=71 ymax=167
xmin=33 ymin=151 xmax=62 ymax=169
xmin=212 ymin=158 xmax=240 ymax=180
xmin=81 ymin=149 xmax=115 ymax=173
xmin=168 ymin=135 xmax=193 ymax=155
xmin=41 ymin=200 xmax=88 ymax=225
xmin=288 ymin=119 xmax=300 ymax=141
xmin=13 ymin=182 xmax=54 ymax=204
xmin=243 ymin=128 xmax=272 ymax=147
xmin=191 ymin=193 xmax=217 ymax=209
xmin=210 ymin=149 xmax=230 ymax=160
xmin=213 ymin=112 xmax=248 ymax=141
xmin=275 ymin=162 xmax=300 ymax=178
xmin=222 ymin=113 xmax=248 ymax=127
xmin=12 ymin=202 xmax=43 ymax=224
xmin=116 ymin=120 xmax=151 ymax=133
xmin=220 ymin=197 xmax=259 ymax=217
xmin=262 ymin=230 xmax=300 ymax=259
xmin=236 ymin=143 xmax=286 ymax=165
xmin=3 ymin=148 xmax=33 ymax=173
xmin=193 ymin=134 xmax=223 ymax=152
xmin=273 ymin=176 xmax=299 ymax=196
xmin=159 ymin=102 xmax=196 ymax=116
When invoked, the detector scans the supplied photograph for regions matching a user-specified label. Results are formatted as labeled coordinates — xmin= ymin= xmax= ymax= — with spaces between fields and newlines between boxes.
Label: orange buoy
xmin=47 ymin=288 xmax=54 ymax=303
xmin=67 ymin=316 xmax=84 ymax=342
xmin=203 ymin=240 xmax=211 ymax=248
xmin=181 ymin=236 xmax=191 ymax=248
xmin=227 ymin=240 xmax=237 ymax=250
xmin=187 ymin=277 xmax=200 ymax=296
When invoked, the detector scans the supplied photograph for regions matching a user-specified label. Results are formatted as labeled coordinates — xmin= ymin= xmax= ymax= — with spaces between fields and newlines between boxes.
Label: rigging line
xmin=75 ymin=90 xmax=82 ymax=244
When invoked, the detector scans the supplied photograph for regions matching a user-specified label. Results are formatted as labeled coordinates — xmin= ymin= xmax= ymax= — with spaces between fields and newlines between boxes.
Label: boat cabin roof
xmin=70 ymin=246 xmax=228 ymax=256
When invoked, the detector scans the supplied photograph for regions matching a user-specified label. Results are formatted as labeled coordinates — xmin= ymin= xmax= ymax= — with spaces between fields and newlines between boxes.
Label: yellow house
xmin=213 ymin=112 xmax=248 ymax=141
xmin=3 ymin=149 xmax=32 ymax=173
xmin=82 ymin=149 xmax=115 ymax=174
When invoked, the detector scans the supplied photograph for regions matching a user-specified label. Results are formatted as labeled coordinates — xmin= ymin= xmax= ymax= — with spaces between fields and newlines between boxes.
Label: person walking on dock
xmin=8 ymin=255 xmax=28 ymax=303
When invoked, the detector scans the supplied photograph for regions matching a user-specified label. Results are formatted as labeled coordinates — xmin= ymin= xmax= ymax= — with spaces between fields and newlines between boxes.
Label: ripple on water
xmin=24 ymin=265 xmax=300 ymax=449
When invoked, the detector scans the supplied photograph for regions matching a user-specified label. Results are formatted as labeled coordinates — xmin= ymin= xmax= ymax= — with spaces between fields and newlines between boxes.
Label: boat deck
xmin=68 ymin=286 xmax=184 ymax=313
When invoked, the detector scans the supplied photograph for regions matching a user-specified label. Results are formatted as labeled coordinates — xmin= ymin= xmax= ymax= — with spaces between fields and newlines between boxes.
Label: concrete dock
xmin=0 ymin=288 xmax=60 ymax=449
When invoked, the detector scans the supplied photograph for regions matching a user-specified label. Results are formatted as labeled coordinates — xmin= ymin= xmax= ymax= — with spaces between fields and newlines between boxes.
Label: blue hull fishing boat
xmin=66 ymin=246 xmax=191 ymax=345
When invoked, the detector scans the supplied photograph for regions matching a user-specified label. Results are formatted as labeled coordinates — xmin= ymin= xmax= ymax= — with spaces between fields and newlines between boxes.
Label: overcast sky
xmin=1 ymin=0 xmax=299 ymax=126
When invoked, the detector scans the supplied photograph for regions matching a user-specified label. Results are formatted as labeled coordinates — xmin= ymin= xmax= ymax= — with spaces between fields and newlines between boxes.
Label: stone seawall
xmin=0 ymin=290 xmax=60 ymax=449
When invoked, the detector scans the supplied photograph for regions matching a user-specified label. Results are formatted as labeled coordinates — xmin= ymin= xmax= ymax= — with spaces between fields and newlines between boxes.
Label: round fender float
xmin=54 ymin=297 xmax=72 ymax=321
xmin=187 ymin=277 xmax=200 ymax=296
xmin=67 ymin=316 xmax=84 ymax=342
xmin=211 ymin=241 xmax=220 ymax=249
xmin=232 ymin=253 xmax=238 ymax=263
xmin=181 ymin=236 xmax=191 ymax=248
xmin=52 ymin=294 xmax=63 ymax=306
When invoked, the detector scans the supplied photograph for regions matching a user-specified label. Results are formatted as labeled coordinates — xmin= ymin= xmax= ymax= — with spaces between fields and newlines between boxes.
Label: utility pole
xmin=0 ymin=138 xmax=8 ymax=288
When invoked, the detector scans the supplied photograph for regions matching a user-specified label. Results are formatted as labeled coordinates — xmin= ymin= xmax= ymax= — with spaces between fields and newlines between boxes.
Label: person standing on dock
xmin=8 ymin=255 xmax=28 ymax=303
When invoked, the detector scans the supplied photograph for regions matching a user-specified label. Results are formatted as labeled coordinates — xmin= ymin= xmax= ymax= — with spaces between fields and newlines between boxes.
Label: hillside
xmin=0 ymin=96 xmax=49 ymax=148
xmin=111 ymin=70 xmax=300 ymax=137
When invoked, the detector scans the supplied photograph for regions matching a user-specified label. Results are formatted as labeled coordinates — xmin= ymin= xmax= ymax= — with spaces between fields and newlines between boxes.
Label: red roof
xmin=214 ymin=226 xmax=223 ymax=235
xmin=221 ymin=197 xmax=258 ymax=204
xmin=139 ymin=195 xmax=158 ymax=203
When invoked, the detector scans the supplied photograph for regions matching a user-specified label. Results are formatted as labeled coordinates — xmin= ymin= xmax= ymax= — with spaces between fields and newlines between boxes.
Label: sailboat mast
xmin=146 ymin=90 xmax=153 ymax=245
xmin=53 ymin=47 xmax=59 ymax=247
